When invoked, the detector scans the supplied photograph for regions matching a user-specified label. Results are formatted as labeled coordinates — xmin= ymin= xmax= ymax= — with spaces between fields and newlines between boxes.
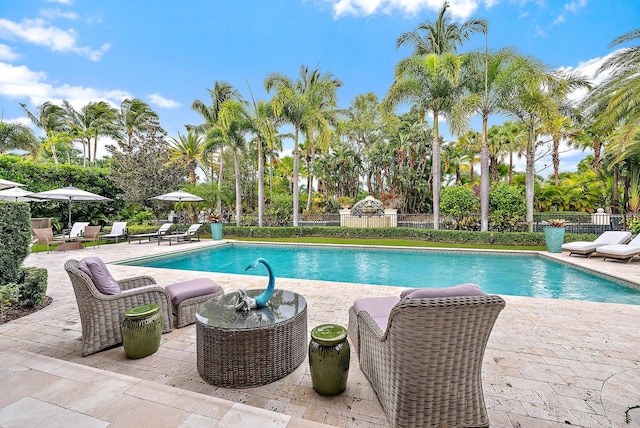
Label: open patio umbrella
xmin=0 ymin=178 xmax=25 ymax=190
xmin=31 ymin=186 xmax=112 ymax=229
xmin=0 ymin=187 xmax=37 ymax=202
xmin=151 ymin=190 xmax=204 ymax=202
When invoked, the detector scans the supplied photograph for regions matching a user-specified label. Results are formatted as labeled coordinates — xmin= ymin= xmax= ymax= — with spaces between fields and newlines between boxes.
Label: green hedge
xmin=0 ymin=202 xmax=31 ymax=284
xmin=222 ymin=226 xmax=597 ymax=247
xmin=16 ymin=267 xmax=48 ymax=308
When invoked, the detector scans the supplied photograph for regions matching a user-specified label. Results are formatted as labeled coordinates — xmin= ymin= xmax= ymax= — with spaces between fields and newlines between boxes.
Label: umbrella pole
xmin=68 ymin=198 xmax=72 ymax=231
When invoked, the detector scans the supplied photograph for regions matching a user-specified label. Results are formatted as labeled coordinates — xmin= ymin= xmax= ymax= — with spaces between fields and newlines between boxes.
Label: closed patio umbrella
xmin=0 ymin=178 xmax=25 ymax=190
xmin=0 ymin=187 xmax=37 ymax=202
xmin=31 ymin=186 xmax=112 ymax=229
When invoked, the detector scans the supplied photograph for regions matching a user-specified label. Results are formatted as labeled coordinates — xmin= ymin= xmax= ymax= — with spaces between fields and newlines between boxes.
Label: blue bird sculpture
xmin=235 ymin=258 xmax=275 ymax=311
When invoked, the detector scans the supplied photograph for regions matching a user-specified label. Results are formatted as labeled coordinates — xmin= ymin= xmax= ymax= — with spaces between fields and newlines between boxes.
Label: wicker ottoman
xmin=166 ymin=278 xmax=224 ymax=328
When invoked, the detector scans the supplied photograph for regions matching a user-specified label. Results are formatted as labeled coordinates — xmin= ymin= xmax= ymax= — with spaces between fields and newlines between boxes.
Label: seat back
xmin=158 ymin=223 xmax=172 ymax=235
xmin=33 ymin=227 xmax=53 ymax=243
xmin=187 ymin=224 xmax=202 ymax=235
xmin=593 ymin=231 xmax=631 ymax=245
xmin=69 ymin=222 xmax=90 ymax=238
xmin=626 ymin=234 xmax=640 ymax=248
xmin=109 ymin=222 xmax=127 ymax=236
xmin=83 ymin=225 xmax=102 ymax=239
xmin=360 ymin=295 xmax=505 ymax=428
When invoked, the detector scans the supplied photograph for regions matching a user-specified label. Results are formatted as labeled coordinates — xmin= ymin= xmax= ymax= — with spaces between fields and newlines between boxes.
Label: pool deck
xmin=2 ymin=240 xmax=640 ymax=427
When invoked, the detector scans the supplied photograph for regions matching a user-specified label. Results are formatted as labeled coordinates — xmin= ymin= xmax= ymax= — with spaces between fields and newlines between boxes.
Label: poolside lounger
xmin=102 ymin=221 xmax=128 ymax=243
xmin=561 ymin=231 xmax=631 ymax=257
xmin=128 ymin=223 xmax=172 ymax=244
xmin=158 ymin=223 xmax=202 ymax=246
xmin=595 ymin=234 xmax=640 ymax=263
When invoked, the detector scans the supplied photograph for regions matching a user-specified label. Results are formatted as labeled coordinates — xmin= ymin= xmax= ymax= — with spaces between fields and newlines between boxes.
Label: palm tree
xmin=264 ymin=65 xmax=342 ymax=226
xmin=169 ymin=130 xmax=206 ymax=184
xmin=191 ymin=82 xmax=243 ymax=215
xmin=64 ymin=101 xmax=117 ymax=166
xmin=0 ymin=121 xmax=37 ymax=154
xmin=499 ymin=56 xmax=588 ymax=229
xmin=396 ymin=1 xmax=486 ymax=56
xmin=207 ymin=100 xmax=250 ymax=226
xmin=245 ymin=86 xmax=279 ymax=226
xmin=116 ymin=98 xmax=159 ymax=148
xmin=462 ymin=47 xmax=518 ymax=230
xmin=383 ymin=53 xmax=466 ymax=229
xmin=20 ymin=101 xmax=67 ymax=163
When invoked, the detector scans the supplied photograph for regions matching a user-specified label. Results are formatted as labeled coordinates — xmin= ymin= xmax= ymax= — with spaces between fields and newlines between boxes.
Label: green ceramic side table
xmin=121 ymin=304 xmax=162 ymax=359
xmin=309 ymin=324 xmax=350 ymax=396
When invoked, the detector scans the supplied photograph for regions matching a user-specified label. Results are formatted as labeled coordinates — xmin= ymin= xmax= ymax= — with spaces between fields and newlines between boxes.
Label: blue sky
xmin=0 ymin=0 xmax=638 ymax=175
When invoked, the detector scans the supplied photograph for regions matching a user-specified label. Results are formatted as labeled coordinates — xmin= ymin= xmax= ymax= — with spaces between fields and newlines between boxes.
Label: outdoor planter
xmin=210 ymin=222 xmax=222 ymax=240
xmin=544 ymin=219 xmax=566 ymax=253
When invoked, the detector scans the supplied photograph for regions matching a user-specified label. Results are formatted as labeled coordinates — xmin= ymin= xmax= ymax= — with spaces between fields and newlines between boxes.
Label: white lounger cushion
xmin=596 ymin=235 xmax=640 ymax=257
xmin=561 ymin=231 xmax=631 ymax=254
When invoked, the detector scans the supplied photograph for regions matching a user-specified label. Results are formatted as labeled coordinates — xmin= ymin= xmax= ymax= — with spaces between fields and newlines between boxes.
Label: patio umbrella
xmin=31 ymin=186 xmax=112 ymax=229
xmin=151 ymin=190 xmax=203 ymax=202
xmin=0 ymin=187 xmax=37 ymax=202
xmin=0 ymin=178 xmax=25 ymax=190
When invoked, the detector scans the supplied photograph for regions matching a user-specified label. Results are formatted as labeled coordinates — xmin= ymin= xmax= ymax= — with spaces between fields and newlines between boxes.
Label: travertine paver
xmin=0 ymin=240 xmax=639 ymax=427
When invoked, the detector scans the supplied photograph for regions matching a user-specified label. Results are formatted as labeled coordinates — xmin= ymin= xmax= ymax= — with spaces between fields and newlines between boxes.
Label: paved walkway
xmin=1 ymin=240 xmax=640 ymax=427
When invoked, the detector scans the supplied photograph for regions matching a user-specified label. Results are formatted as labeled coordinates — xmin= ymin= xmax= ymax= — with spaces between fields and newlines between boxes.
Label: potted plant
xmin=208 ymin=213 xmax=223 ymax=240
xmin=544 ymin=218 xmax=566 ymax=253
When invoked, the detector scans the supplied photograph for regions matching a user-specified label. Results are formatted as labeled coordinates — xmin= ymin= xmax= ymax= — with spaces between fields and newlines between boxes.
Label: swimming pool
xmin=122 ymin=243 xmax=640 ymax=305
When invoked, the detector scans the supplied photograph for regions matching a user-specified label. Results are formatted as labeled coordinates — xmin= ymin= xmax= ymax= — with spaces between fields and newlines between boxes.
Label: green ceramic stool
xmin=121 ymin=304 xmax=162 ymax=359
xmin=309 ymin=324 xmax=350 ymax=396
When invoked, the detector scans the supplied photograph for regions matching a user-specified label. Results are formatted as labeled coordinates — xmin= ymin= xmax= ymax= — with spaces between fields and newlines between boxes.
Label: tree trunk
xmin=292 ymin=127 xmax=299 ymax=226
xmin=525 ymin=124 xmax=536 ymax=232
xmin=257 ymin=137 xmax=264 ymax=227
xmin=234 ymin=148 xmax=242 ymax=226
xmin=217 ymin=147 xmax=224 ymax=216
xmin=612 ymin=168 xmax=620 ymax=214
xmin=553 ymin=137 xmax=560 ymax=185
xmin=432 ymin=110 xmax=440 ymax=230
xmin=480 ymin=114 xmax=489 ymax=232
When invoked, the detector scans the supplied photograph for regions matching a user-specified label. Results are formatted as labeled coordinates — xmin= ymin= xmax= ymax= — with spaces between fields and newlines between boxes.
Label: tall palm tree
xmin=64 ymin=101 xmax=117 ymax=166
xmin=264 ymin=65 xmax=342 ymax=226
xmin=191 ymin=82 xmax=243 ymax=215
xmin=207 ymin=100 xmax=250 ymax=226
xmin=117 ymin=98 xmax=159 ymax=148
xmin=246 ymin=86 xmax=279 ymax=226
xmin=396 ymin=1 xmax=486 ymax=56
xmin=20 ymin=101 xmax=67 ymax=163
xmin=383 ymin=53 xmax=466 ymax=229
xmin=462 ymin=47 xmax=517 ymax=230
xmin=169 ymin=130 xmax=206 ymax=184
xmin=499 ymin=57 xmax=587 ymax=229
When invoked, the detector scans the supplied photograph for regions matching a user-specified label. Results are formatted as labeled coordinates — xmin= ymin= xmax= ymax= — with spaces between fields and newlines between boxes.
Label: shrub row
xmin=222 ymin=226 xmax=596 ymax=247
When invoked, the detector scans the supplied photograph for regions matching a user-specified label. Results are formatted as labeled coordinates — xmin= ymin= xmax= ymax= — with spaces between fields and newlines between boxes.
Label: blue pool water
xmin=123 ymin=243 xmax=640 ymax=305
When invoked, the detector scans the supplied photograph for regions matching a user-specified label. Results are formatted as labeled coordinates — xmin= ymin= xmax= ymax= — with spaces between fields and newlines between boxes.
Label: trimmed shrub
xmin=17 ymin=267 xmax=48 ymax=308
xmin=0 ymin=203 xmax=31 ymax=285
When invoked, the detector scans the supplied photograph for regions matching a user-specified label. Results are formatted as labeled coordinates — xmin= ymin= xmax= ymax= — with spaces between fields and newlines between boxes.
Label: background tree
xmin=19 ymin=101 xmax=67 ymax=163
xmin=0 ymin=122 xmax=37 ymax=155
xmin=116 ymin=98 xmax=159 ymax=148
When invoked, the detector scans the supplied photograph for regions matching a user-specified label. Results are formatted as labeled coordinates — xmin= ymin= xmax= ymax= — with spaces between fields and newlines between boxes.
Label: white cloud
xmin=0 ymin=17 xmax=109 ymax=61
xmin=40 ymin=8 xmax=79 ymax=20
xmin=552 ymin=14 xmax=565 ymax=25
xmin=148 ymin=93 xmax=182 ymax=109
xmin=564 ymin=0 xmax=587 ymax=13
xmin=0 ymin=43 xmax=19 ymax=61
xmin=330 ymin=0 xmax=488 ymax=19
xmin=45 ymin=0 xmax=73 ymax=4
xmin=0 ymin=61 xmax=131 ymax=110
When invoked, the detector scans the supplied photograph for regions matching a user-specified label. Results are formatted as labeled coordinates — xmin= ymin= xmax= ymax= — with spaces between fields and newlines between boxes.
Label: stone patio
xmin=1 ymin=239 xmax=640 ymax=427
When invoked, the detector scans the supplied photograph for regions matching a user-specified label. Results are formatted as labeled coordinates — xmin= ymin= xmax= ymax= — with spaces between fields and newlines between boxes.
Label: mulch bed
xmin=0 ymin=296 xmax=53 ymax=325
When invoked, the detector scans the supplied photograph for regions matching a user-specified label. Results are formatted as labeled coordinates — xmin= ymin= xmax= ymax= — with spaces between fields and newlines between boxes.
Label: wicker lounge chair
xmin=158 ymin=223 xmax=202 ymax=245
xmin=64 ymin=258 xmax=173 ymax=356
xmin=595 ymin=234 xmax=640 ymax=263
xmin=348 ymin=289 xmax=505 ymax=428
xmin=561 ymin=231 xmax=631 ymax=257
xmin=102 ymin=221 xmax=128 ymax=243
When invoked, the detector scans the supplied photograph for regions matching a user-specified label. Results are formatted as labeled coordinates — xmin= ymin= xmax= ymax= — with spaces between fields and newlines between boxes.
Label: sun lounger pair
xmin=158 ymin=224 xmax=202 ymax=245
xmin=561 ymin=231 xmax=631 ymax=257
xmin=128 ymin=223 xmax=172 ymax=244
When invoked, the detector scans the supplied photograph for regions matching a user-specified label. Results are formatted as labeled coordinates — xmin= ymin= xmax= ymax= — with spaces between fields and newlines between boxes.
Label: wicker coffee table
xmin=196 ymin=289 xmax=307 ymax=387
